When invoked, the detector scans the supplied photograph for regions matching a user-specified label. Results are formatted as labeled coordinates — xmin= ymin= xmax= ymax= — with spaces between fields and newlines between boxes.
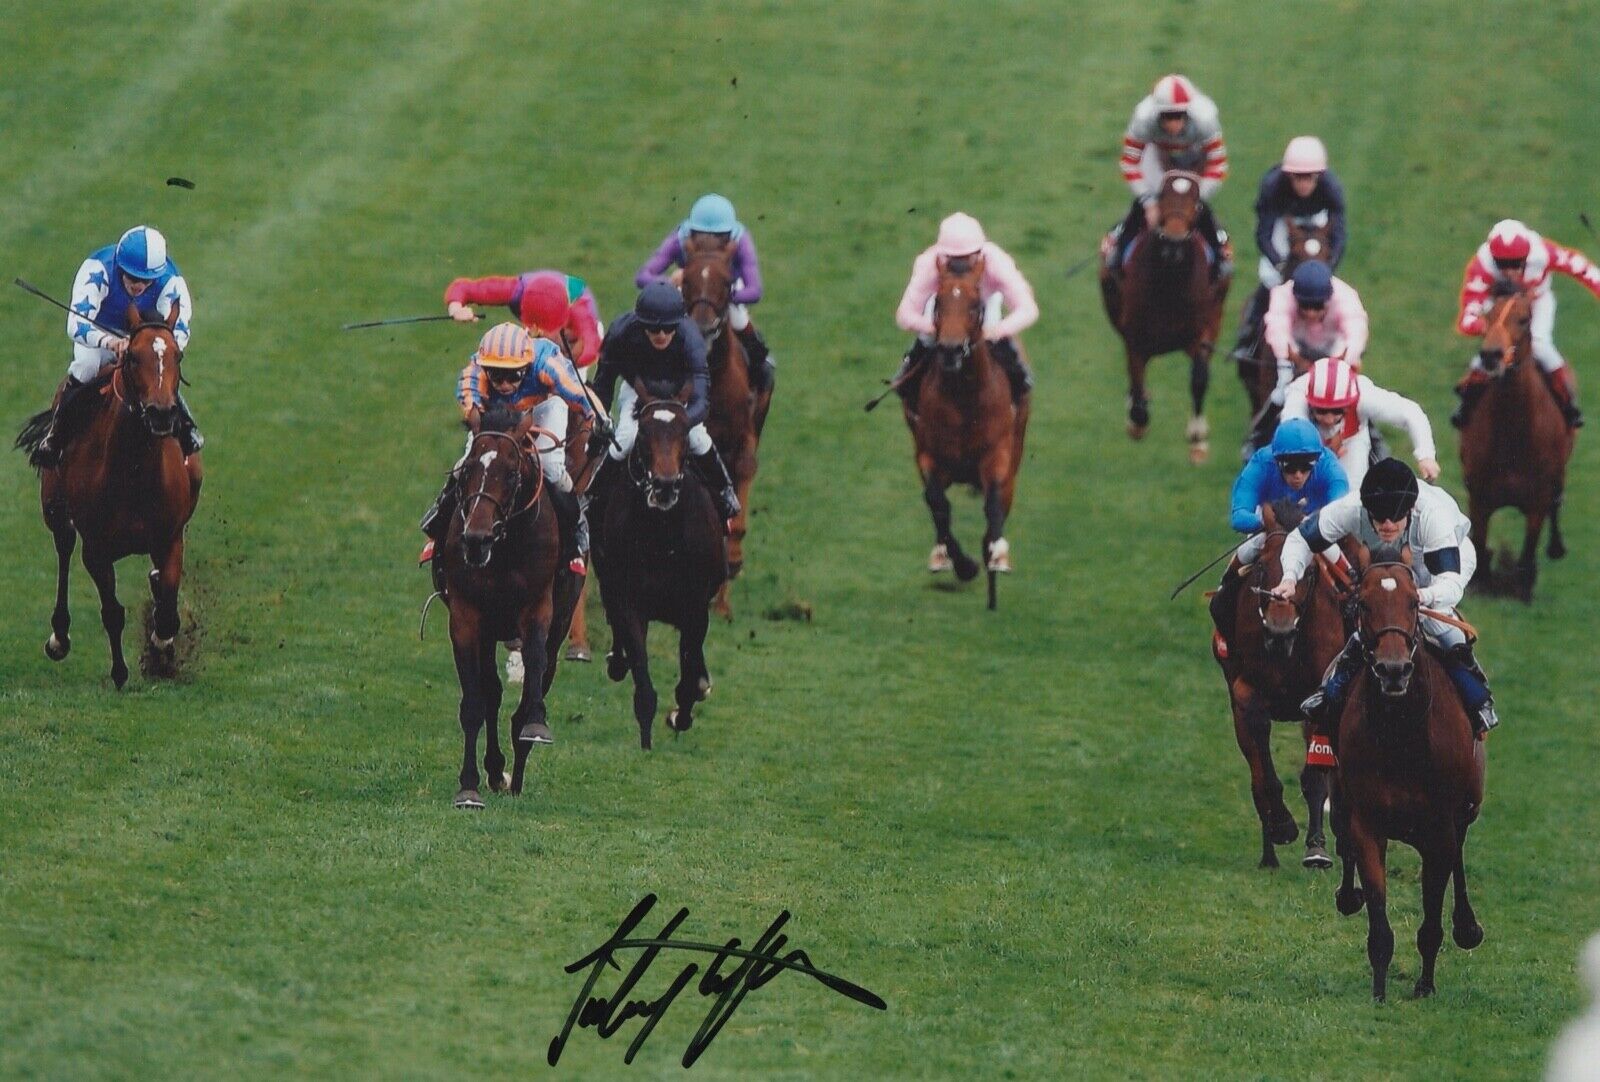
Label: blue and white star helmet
xmin=113 ymin=225 xmax=170 ymax=280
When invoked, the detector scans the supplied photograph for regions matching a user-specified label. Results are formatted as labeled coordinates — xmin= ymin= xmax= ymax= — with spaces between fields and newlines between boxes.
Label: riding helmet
xmin=517 ymin=274 xmax=573 ymax=333
xmin=687 ymin=193 xmax=738 ymax=234
xmin=1360 ymin=458 xmax=1420 ymax=522
xmin=1291 ymin=261 xmax=1334 ymax=306
xmin=475 ymin=322 xmax=535 ymax=369
xmin=1487 ymin=219 xmax=1533 ymax=263
xmin=114 ymin=225 xmax=170 ymax=280
xmin=1270 ymin=418 xmax=1323 ymax=461
xmin=635 ymin=280 xmax=685 ymax=327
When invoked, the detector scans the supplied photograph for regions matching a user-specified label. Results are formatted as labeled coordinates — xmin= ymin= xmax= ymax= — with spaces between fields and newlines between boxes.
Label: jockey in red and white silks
xmin=1280 ymin=357 xmax=1438 ymax=491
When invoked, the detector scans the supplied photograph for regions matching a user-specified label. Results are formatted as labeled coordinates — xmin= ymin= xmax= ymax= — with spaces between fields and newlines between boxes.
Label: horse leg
xmin=45 ymin=512 xmax=75 ymax=661
xmin=1126 ymin=349 xmax=1151 ymax=440
xmin=1548 ymin=487 xmax=1567 ymax=559
xmin=1349 ymin=815 xmax=1392 ymax=1001
xmin=613 ymin=607 xmax=656 ymax=750
xmin=1186 ymin=348 xmax=1211 ymax=464
xmin=82 ymin=544 xmax=129 ymax=689
xmin=1466 ymin=492 xmax=1493 ymax=595
xmin=1412 ymin=830 xmax=1454 ymax=998
xmin=566 ymin=578 xmax=593 ymax=662
xmin=921 ymin=461 xmax=977 ymax=581
xmin=143 ymin=536 xmax=185 ymax=676
xmin=448 ymin=615 xmax=487 ymax=808
xmin=1517 ymin=507 xmax=1545 ymax=603
xmin=1331 ymin=779 xmax=1365 ymax=914
xmin=1299 ymin=734 xmax=1332 ymax=868
xmin=509 ymin=597 xmax=553 ymax=794
xmin=1229 ymin=680 xmax=1295 ymax=867
xmin=1451 ymin=820 xmax=1484 ymax=949
xmin=480 ymin=638 xmax=508 ymax=793
xmin=668 ymin=603 xmax=711 ymax=735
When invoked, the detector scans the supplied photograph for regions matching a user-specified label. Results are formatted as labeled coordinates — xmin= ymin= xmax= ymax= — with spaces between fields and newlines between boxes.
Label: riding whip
xmin=341 ymin=313 xmax=483 ymax=331
xmin=864 ymin=353 xmax=927 ymax=412
xmin=1170 ymin=535 xmax=1257 ymax=600
xmin=14 ymin=278 xmax=127 ymax=339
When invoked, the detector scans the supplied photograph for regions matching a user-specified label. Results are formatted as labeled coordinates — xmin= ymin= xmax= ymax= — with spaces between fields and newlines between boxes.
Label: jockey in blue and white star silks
xmin=36 ymin=225 xmax=201 ymax=464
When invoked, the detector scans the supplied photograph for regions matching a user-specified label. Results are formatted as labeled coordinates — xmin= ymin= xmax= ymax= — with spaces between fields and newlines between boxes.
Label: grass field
xmin=3 ymin=2 xmax=1600 ymax=1078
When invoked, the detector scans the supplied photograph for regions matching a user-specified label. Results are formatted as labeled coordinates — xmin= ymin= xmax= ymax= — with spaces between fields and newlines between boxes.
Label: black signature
xmin=547 ymin=894 xmax=887 ymax=1068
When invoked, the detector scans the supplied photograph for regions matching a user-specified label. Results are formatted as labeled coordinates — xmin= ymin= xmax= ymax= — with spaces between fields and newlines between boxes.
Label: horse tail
xmin=14 ymin=407 xmax=54 ymax=467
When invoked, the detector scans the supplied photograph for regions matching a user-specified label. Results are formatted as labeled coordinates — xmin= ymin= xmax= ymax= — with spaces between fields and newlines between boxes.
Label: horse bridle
xmin=1248 ymin=532 xmax=1310 ymax=632
xmin=929 ymin=293 xmax=980 ymax=369
xmin=1354 ymin=561 xmax=1422 ymax=663
xmin=108 ymin=321 xmax=186 ymax=433
xmin=1481 ymin=291 xmax=1530 ymax=375
xmin=686 ymin=295 xmax=725 ymax=346
xmin=624 ymin=399 xmax=690 ymax=502
xmin=455 ymin=429 xmax=545 ymax=544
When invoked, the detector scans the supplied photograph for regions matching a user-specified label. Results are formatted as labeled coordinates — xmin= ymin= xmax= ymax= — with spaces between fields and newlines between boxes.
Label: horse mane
xmin=1489 ymin=279 xmax=1521 ymax=300
xmin=1267 ymin=497 xmax=1305 ymax=530
xmin=1368 ymin=540 xmax=1408 ymax=567
xmin=479 ymin=403 xmax=522 ymax=434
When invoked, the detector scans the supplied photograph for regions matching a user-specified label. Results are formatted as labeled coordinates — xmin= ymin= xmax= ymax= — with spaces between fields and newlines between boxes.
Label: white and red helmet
xmin=1487 ymin=219 xmax=1533 ymax=263
xmin=1282 ymin=136 xmax=1328 ymax=175
xmin=1152 ymin=74 xmax=1198 ymax=113
xmin=1306 ymin=357 xmax=1360 ymax=410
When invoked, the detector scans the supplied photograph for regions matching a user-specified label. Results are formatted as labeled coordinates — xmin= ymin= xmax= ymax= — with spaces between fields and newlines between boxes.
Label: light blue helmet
xmin=686 ymin=193 xmax=738 ymax=234
xmin=114 ymin=225 xmax=170 ymax=280
xmin=1270 ymin=418 xmax=1324 ymax=460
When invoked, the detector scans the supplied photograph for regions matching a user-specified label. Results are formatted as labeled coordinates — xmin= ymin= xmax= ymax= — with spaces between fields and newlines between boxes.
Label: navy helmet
xmin=1291 ymin=261 xmax=1334 ymax=307
xmin=635 ymin=280 xmax=685 ymax=327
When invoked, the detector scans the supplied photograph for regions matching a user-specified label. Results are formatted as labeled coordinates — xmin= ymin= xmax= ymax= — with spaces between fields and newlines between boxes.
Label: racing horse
xmin=1211 ymin=501 xmax=1347 ymax=869
xmin=1100 ymin=170 xmax=1230 ymax=463
xmin=1239 ymin=214 xmax=1334 ymax=451
xmin=16 ymin=303 xmax=203 ymax=686
xmin=1458 ymin=282 xmax=1574 ymax=601
xmin=434 ymin=405 xmax=575 ymax=807
xmin=590 ymin=396 xmax=728 ymax=750
xmin=1330 ymin=545 xmax=1485 ymax=1001
xmin=903 ymin=253 xmax=1030 ymax=610
xmin=679 ymin=232 xmax=772 ymax=620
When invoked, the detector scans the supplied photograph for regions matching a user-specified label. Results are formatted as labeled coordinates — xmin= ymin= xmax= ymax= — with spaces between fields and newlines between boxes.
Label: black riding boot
xmin=1450 ymin=379 xmax=1489 ymax=429
xmin=549 ymin=485 xmax=581 ymax=568
xmin=1300 ymin=634 xmax=1364 ymax=730
xmin=1230 ymin=285 xmax=1270 ymax=363
xmin=420 ymin=477 xmax=457 ymax=544
xmin=690 ymin=448 xmax=741 ymax=523
xmin=32 ymin=376 xmax=94 ymax=468
xmin=893 ymin=340 xmax=932 ymax=404
xmin=990 ymin=338 xmax=1033 ymax=402
xmin=1105 ymin=199 xmax=1148 ymax=272
xmin=176 ymin=391 xmax=205 ymax=457
xmin=736 ymin=324 xmax=776 ymax=393
xmin=1209 ymin=555 xmax=1247 ymax=649
xmin=1445 ymin=642 xmax=1500 ymax=735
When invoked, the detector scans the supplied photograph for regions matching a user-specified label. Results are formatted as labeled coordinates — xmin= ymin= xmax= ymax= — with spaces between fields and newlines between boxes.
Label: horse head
xmin=1154 ymin=171 xmax=1203 ymax=245
xmin=457 ymin=406 xmax=537 ymax=568
xmin=633 ymin=397 xmax=691 ymax=511
xmin=680 ymin=233 xmax=736 ymax=344
xmin=1477 ymin=281 xmax=1533 ymax=378
xmin=1255 ymin=499 xmax=1310 ymax=660
xmin=931 ymin=256 xmax=985 ymax=374
xmin=1285 ymin=212 xmax=1332 ymax=273
xmin=1355 ymin=543 xmax=1421 ymax=698
xmin=120 ymin=301 xmax=184 ymax=437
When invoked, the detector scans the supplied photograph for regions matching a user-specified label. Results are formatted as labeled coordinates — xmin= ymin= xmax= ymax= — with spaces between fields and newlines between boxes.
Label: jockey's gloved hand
xmin=447 ymin=301 xmax=476 ymax=322
xmin=586 ymin=425 xmax=611 ymax=458
xmin=1269 ymin=576 xmax=1297 ymax=600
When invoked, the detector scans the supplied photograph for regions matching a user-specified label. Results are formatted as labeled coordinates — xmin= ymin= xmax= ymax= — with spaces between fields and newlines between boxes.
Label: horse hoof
xmin=953 ymin=554 xmax=980 ymax=582
xmin=1188 ymin=441 xmax=1210 ymax=465
xmin=111 ymin=665 xmax=129 ymax=690
xmin=1412 ymin=980 xmax=1436 ymax=1000
xmin=486 ymin=771 xmax=511 ymax=793
xmin=639 ymin=730 xmax=652 ymax=751
xmin=1548 ymin=539 xmax=1567 ymax=560
xmin=1454 ymin=922 xmax=1484 ymax=950
xmin=45 ymin=634 xmax=70 ymax=662
xmin=518 ymin=722 xmax=553 ymax=745
xmin=565 ymin=644 xmax=593 ymax=663
xmin=606 ymin=652 xmax=629 ymax=682
xmin=667 ymin=709 xmax=692 ymax=733
xmin=1258 ymin=852 xmax=1280 ymax=870
xmin=453 ymin=789 xmax=485 ymax=810
xmin=1336 ymin=887 xmax=1366 ymax=916
xmin=1127 ymin=421 xmax=1149 ymax=441
xmin=1269 ymin=815 xmax=1299 ymax=846
xmin=1302 ymin=845 xmax=1333 ymax=869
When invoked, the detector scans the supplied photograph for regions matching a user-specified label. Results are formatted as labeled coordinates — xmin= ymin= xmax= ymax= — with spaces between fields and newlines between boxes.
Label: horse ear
xmin=126 ymin=302 xmax=141 ymax=328
xmin=1261 ymin=502 xmax=1279 ymax=531
xmin=1341 ymin=536 xmax=1369 ymax=571
xmin=1400 ymin=545 xmax=1414 ymax=567
xmin=165 ymin=297 xmax=181 ymax=329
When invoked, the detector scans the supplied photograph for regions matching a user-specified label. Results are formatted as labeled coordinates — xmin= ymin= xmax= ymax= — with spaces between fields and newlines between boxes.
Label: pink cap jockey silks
xmin=1153 ymin=74 xmax=1197 ymax=112
xmin=1487 ymin=219 xmax=1533 ymax=262
xmin=1281 ymin=136 xmax=1328 ymax=175
xmin=935 ymin=213 xmax=987 ymax=258
xmin=1306 ymin=357 xmax=1361 ymax=410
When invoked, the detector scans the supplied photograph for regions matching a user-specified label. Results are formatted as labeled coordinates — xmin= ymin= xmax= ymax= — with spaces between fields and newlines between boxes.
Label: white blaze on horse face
xmin=1304 ymin=238 xmax=1323 ymax=257
xmin=478 ymin=450 xmax=498 ymax=469
xmin=1380 ymin=577 xmax=1398 ymax=592
xmin=701 ymin=267 xmax=710 ymax=281
xmin=651 ymin=409 xmax=677 ymax=423
xmin=1171 ymin=176 xmax=1193 ymax=194
xmin=152 ymin=336 xmax=167 ymax=381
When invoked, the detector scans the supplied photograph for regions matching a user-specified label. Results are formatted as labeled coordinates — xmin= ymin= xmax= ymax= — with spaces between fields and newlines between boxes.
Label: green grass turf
xmin=2 ymin=2 xmax=1599 ymax=1077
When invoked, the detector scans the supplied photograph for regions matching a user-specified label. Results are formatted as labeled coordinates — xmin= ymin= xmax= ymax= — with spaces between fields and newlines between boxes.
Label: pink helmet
xmin=518 ymin=274 xmax=572 ymax=333
xmin=935 ymin=212 xmax=987 ymax=258
xmin=1152 ymin=74 xmax=1197 ymax=113
xmin=1306 ymin=357 xmax=1360 ymax=410
xmin=1282 ymin=136 xmax=1328 ymax=175
xmin=1487 ymin=219 xmax=1533 ymax=262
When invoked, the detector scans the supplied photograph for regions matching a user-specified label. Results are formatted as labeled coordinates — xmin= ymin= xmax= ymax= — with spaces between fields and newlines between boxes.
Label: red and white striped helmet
xmin=1306 ymin=357 xmax=1360 ymax=410
xmin=1152 ymin=74 xmax=1197 ymax=113
xmin=1487 ymin=219 xmax=1533 ymax=262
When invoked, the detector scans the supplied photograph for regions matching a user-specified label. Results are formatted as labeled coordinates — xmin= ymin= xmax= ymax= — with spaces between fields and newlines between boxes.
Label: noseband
xmin=686 ymin=295 xmax=725 ymax=345
xmin=625 ymin=400 xmax=689 ymax=503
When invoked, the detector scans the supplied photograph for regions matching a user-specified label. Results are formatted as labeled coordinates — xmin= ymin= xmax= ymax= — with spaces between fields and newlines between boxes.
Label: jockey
xmin=1106 ymin=73 xmax=1231 ymax=276
xmin=420 ymin=322 xmax=594 ymax=576
xmin=1263 ymin=261 xmax=1368 ymax=405
xmin=35 ymin=225 xmax=201 ymax=466
xmin=1453 ymin=218 xmax=1599 ymax=428
xmin=1281 ymin=357 xmax=1439 ymax=492
xmin=1229 ymin=136 xmax=1348 ymax=362
xmin=892 ymin=212 xmax=1038 ymax=404
xmin=1209 ymin=418 xmax=1349 ymax=651
xmin=444 ymin=269 xmax=603 ymax=369
xmin=588 ymin=281 xmax=741 ymax=524
xmin=1273 ymin=458 xmax=1498 ymax=736
xmin=635 ymin=193 xmax=775 ymax=393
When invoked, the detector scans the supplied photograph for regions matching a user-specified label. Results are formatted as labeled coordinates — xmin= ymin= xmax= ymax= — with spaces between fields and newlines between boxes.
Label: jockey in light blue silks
xmin=35 ymin=225 xmax=201 ymax=465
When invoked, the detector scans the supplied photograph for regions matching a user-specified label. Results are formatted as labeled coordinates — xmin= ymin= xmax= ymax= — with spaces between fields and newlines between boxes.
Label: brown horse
xmin=435 ymin=406 xmax=574 ymax=807
xmin=16 ymin=304 xmax=203 ymax=686
xmin=1100 ymin=170 xmax=1230 ymax=464
xmin=1458 ymin=283 xmax=1574 ymax=601
xmin=561 ymin=404 xmax=597 ymax=662
xmin=591 ymin=398 xmax=728 ymax=749
xmin=1239 ymin=215 xmax=1333 ymax=451
xmin=1330 ymin=546 xmax=1485 ymax=1001
xmin=1213 ymin=501 xmax=1348 ymax=869
xmin=904 ymin=254 xmax=1030 ymax=610
xmin=680 ymin=233 xmax=771 ymax=620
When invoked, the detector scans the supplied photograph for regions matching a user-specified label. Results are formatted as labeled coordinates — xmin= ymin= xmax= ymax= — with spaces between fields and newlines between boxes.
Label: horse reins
xmin=455 ymin=427 xmax=559 ymax=536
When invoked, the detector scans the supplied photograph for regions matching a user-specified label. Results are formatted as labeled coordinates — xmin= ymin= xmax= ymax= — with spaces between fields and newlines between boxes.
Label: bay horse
xmin=1330 ymin=545 xmax=1485 ymax=1001
xmin=1212 ymin=501 xmax=1347 ymax=869
xmin=1100 ymin=170 xmax=1230 ymax=464
xmin=680 ymin=232 xmax=772 ymax=620
xmin=15 ymin=303 xmax=203 ymax=686
xmin=904 ymin=254 xmax=1030 ymax=610
xmin=590 ymin=397 xmax=728 ymax=750
xmin=1239 ymin=215 xmax=1333 ymax=452
xmin=1458 ymin=282 xmax=1574 ymax=601
xmin=434 ymin=406 xmax=575 ymax=807
xmin=561 ymin=403 xmax=597 ymax=662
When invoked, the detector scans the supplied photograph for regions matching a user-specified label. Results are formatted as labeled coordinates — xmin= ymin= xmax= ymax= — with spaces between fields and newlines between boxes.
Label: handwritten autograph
xmin=547 ymin=894 xmax=887 ymax=1068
